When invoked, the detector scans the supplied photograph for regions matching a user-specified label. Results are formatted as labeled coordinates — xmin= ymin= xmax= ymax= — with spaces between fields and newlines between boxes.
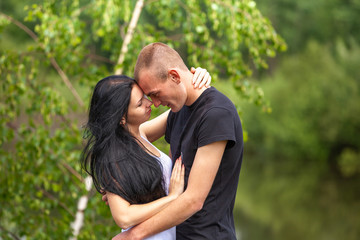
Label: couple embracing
xmin=82 ymin=42 xmax=243 ymax=240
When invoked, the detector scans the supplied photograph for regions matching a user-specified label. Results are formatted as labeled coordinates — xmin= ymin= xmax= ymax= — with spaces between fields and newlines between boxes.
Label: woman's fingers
xmin=175 ymin=156 xmax=182 ymax=180
xmin=168 ymin=155 xmax=185 ymax=197
xmin=193 ymin=68 xmax=207 ymax=88
xmin=172 ymin=157 xmax=180 ymax=177
xmin=191 ymin=67 xmax=212 ymax=89
xmin=180 ymin=162 xmax=185 ymax=181
xmin=170 ymin=157 xmax=180 ymax=187
xmin=198 ymin=72 xmax=211 ymax=89
xmin=192 ymin=67 xmax=202 ymax=85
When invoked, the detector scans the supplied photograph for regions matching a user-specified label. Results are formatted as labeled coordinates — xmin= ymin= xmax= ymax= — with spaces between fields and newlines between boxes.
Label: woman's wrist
xmin=166 ymin=193 xmax=178 ymax=202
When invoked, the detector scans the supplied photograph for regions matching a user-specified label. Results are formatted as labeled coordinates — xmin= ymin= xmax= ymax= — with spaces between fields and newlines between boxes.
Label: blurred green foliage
xmin=231 ymin=0 xmax=360 ymax=238
xmin=236 ymin=40 xmax=360 ymax=240
xmin=255 ymin=0 xmax=360 ymax=53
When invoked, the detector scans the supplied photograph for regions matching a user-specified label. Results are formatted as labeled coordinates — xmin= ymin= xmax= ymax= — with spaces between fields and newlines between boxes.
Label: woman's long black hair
xmin=81 ymin=75 xmax=166 ymax=204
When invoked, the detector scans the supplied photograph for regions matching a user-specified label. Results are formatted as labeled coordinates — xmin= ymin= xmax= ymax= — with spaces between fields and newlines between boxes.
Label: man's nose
xmin=152 ymin=98 xmax=161 ymax=107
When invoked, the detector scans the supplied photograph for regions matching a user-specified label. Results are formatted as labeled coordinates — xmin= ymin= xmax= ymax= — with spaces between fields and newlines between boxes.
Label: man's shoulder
xmin=202 ymin=87 xmax=237 ymax=111
xmin=169 ymin=87 xmax=237 ymax=121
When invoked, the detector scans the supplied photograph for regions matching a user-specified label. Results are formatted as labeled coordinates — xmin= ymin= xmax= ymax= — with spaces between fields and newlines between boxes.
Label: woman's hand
xmin=168 ymin=156 xmax=185 ymax=198
xmin=191 ymin=67 xmax=211 ymax=89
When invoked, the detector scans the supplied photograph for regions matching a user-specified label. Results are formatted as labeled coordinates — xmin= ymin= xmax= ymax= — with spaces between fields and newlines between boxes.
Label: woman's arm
xmin=107 ymin=191 xmax=175 ymax=230
xmin=140 ymin=67 xmax=211 ymax=142
xmin=139 ymin=109 xmax=170 ymax=143
xmin=107 ymin=157 xmax=185 ymax=229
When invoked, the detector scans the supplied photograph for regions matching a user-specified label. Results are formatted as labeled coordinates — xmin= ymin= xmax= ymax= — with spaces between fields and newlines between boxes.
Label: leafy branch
xmin=0 ymin=12 xmax=84 ymax=107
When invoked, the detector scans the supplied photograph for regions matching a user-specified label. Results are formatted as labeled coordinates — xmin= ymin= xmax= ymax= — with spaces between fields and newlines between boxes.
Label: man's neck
xmin=183 ymin=71 xmax=207 ymax=106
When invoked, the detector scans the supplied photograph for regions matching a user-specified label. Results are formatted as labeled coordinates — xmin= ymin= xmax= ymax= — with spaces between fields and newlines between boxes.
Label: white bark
xmin=70 ymin=176 xmax=92 ymax=240
xmin=115 ymin=0 xmax=144 ymax=75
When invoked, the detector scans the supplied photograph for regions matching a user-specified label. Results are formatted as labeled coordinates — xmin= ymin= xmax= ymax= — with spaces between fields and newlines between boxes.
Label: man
xmin=114 ymin=42 xmax=243 ymax=239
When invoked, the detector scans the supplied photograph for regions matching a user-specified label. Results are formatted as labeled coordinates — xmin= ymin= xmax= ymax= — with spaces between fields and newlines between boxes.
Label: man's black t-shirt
xmin=165 ymin=87 xmax=243 ymax=240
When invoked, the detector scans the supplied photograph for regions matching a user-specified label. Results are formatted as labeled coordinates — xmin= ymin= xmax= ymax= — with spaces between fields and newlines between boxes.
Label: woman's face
xmin=126 ymin=84 xmax=153 ymax=127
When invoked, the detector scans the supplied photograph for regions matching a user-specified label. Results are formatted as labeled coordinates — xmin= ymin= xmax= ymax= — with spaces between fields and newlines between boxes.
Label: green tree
xmin=0 ymin=0 xmax=286 ymax=239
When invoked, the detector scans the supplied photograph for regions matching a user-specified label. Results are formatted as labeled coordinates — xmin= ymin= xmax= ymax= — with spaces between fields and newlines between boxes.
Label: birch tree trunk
xmin=115 ymin=0 xmax=144 ymax=75
xmin=70 ymin=176 xmax=92 ymax=240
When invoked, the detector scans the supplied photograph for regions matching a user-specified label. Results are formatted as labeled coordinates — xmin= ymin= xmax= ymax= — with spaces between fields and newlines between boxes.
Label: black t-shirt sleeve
xmin=197 ymin=107 xmax=236 ymax=148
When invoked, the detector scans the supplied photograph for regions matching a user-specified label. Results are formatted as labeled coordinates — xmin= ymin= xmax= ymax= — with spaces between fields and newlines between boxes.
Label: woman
xmin=81 ymin=68 xmax=210 ymax=239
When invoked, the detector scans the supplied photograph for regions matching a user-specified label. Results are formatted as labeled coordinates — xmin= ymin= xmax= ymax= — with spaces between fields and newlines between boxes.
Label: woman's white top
xmin=120 ymin=136 xmax=175 ymax=240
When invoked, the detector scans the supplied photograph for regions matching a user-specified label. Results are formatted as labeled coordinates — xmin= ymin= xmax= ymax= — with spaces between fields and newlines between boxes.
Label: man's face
xmin=137 ymin=68 xmax=186 ymax=112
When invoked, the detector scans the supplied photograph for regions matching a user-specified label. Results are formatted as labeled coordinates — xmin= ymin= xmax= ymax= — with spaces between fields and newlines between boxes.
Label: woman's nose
xmin=145 ymin=98 xmax=153 ymax=107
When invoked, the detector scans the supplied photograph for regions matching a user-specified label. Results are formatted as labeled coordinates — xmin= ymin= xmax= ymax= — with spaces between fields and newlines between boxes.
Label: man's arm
xmin=113 ymin=140 xmax=227 ymax=240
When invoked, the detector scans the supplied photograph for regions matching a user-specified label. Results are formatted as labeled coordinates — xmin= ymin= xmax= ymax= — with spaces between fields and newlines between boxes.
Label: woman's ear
xmin=120 ymin=117 xmax=126 ymax=126
xmin=168 ymin=69 xmax=181 ymax=84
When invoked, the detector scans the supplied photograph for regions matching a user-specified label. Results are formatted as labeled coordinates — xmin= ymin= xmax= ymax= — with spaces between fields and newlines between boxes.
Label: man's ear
xmin=168 ymin=69 xmax=181 ymax=84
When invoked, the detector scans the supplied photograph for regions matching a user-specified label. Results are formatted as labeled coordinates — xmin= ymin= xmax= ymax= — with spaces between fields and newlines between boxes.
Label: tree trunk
xmin=115 ymin=0 xmax=144 ymax=75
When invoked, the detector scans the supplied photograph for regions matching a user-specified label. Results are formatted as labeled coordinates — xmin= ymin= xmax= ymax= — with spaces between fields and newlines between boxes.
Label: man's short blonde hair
xmin=134 ymin=42 xmax=188 ymax=82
